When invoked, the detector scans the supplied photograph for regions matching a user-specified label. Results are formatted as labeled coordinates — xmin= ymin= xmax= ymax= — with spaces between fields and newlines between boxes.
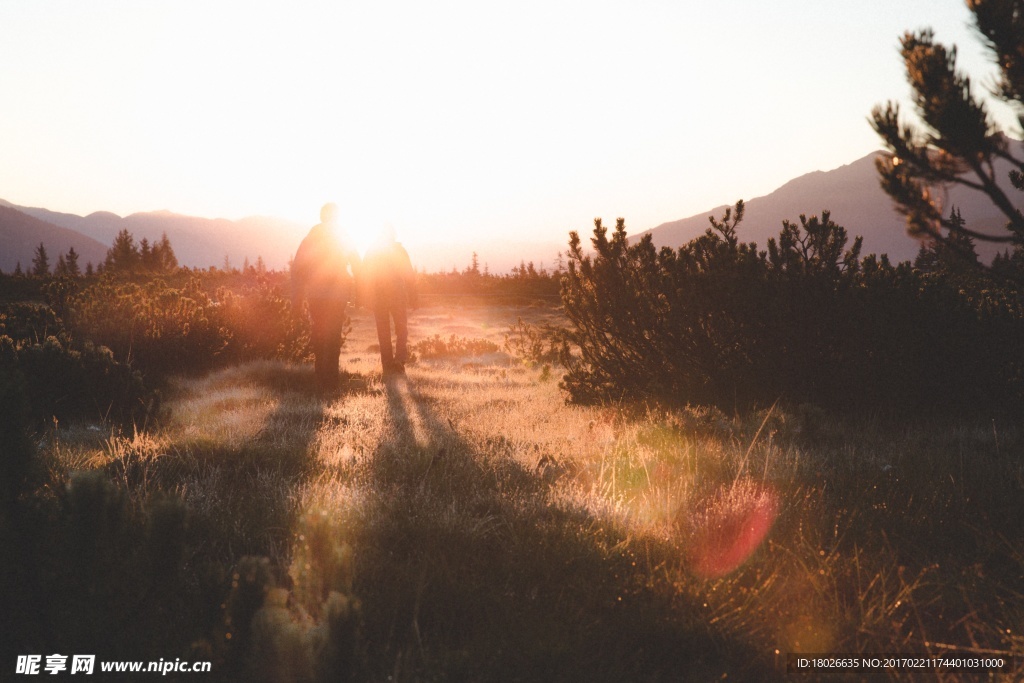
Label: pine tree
xmin=66 ymin=247 xmax=81 ymax=278
xmin=914 ymin=207 xmax=980 ymax=276
xmin=54 ymin=253 xmax=69 ymax=277
xmin=871 ymin=1 xmax=1024 ymax=244
xmin=32 ymin=243 xmax=49 ymax=278
xmin=85 ymin=262 xmax=94 ymax=278
xmin=106 ymin=229 xmax=140 ymax=272
xmin=139 ymin=237 xmax=154 ymax=271
xmin=14 ymin=262 xmax=23 ymax=277
xmin=153 ymin=233 xmax=178 ymax=273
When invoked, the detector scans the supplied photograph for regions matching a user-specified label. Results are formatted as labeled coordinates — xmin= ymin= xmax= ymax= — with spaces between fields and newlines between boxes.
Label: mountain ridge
xmin=0 ymin=205 xmax=109 ymax=274
xmin=2 ymin=203 xmax=307 ymax=270
xmin=634 ymin=147 xmax=1023 ymax=263
xmin=7 ymin=145 xmax=1023 ymax=274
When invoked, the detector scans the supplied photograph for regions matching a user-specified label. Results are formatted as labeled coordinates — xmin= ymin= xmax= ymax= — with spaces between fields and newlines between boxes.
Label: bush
xmin=414 ymin=334 xmax=500 ymax=359
xmin=71 ymin=276 xmax=229 ymax=378
xmin=558 ymin=203 xmax=1024 ymax=414
xmin=0 ymin=302 xmax=62 ymax=342
xmin=0 ymin=333 xmax=150 ymax=427
xmin=69 ymin=275 xmax=312 ymax=380
xmin=216 ymin=277 xmax=310 ymax=363
xmin=504 ymin=317 xmax=562 ymax=366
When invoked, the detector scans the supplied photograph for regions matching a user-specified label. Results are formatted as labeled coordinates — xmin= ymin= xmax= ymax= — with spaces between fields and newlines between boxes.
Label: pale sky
xmin=0 ymin=0 xmax=1017 ymax=250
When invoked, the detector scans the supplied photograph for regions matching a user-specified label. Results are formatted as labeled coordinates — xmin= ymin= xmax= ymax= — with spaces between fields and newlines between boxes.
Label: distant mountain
xmin=0 ymin=205 xmax=108 ymax=274
xmin=0 ymin=199 xmax=565 ymax=273
xmin=5 ymin=203 xmax=306 ymax=270
xmin=635 ymin=146 xmax=1024 ymax=263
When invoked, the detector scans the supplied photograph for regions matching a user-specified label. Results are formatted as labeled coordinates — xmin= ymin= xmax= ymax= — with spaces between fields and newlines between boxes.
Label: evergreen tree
xmin=139 ymin=237 xmax=154 ymax=271
xmin=153 ymin=233 xmax=178 ymax=273
xmin=106 ymin=229 xmax=140 ymax=272
xmin=54 ymin=253 xmax=69 ymax=277
xmin=85 ymin=262 xmax=94 ymax=278
xmin=871 ymin=1 xmax=1024 ymax=244
xmin=66 ymin=247 xmax=81 ymax=278
xmin=31 ymin=242 xmax=49 ymax=278
xmin=14 ymin=262 xmax=23 ymax=277
xmin=914 ymin=207 xmax=981 ymax=276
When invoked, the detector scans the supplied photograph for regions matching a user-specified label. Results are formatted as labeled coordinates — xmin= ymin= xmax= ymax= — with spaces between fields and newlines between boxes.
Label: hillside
xmin=0 ymin=204 xmax=108 ymax=273
xmin=6 ymin=204 xmax=306 ymax=270
xmin=636 ymin=149 xmax=1024 ymax=263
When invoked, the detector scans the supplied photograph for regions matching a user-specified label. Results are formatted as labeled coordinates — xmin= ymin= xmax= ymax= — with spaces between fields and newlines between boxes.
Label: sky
xmin=0 ymin=0 xmax=1018 ymax=254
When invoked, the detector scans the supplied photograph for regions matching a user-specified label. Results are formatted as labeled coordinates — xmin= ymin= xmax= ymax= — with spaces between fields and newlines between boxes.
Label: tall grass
xmin=10 ymin=304 xmax=1023 ymax=681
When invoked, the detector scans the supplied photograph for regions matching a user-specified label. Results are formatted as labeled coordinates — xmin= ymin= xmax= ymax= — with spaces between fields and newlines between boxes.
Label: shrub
xmin=504 ymin=317 xmax=562 ymax=366
xmin=0 ymin=333 xmax=150 ymax=427
xmin=216 ymin=277 xmax=311 ymax=363
xmin=0 ymin=302 xmax=62 ymax=342
xmin=414 ymin=334 xmax=500 ymax=359
xmin=69 ymin=275 xmax=313 ymax=380
xmin=70 ymin=276 xmax=229 ymax=378
xmin=558 ymin=203 xmax=1024 ymax=414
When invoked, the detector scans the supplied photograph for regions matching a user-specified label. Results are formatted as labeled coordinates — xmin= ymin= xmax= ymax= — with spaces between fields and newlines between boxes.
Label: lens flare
xmin=685 ymin=482 xmax=779 ymax=579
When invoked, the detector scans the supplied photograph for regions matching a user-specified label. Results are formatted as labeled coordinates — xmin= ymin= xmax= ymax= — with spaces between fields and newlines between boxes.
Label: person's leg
xmin=393 ymin=304 xmax=409 ymax=365
xmin=374 ymin=305 xmax=394 ymax=371
xmin=322 ymin=303 xmax=346 ymax=390
xmin=308 ymin=299 xmax=328 ymax=389
xmin=309 ymin=299 xmax=343 ymax=392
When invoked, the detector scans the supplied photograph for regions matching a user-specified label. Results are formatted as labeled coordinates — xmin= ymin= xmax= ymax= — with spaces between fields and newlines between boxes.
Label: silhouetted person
xmin=291 ymin=203 xmax=360 ymax=392
xmin=362 ymin=225 xmax=417 ymax=374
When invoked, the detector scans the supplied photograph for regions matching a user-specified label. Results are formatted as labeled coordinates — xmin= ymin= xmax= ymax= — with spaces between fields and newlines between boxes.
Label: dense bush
xmin=0 ymin=302 xmax=63 ymax=342
xmin=71 ymin=277 xmax=229 ymax=378
xmin=558 ymin=203 xmax=1024 ymax=413
xmin=68 ymin=275 xmax=311 ymax=380
xmin=0 ymin=333 xmax=150 ymax=426
xmin=216 ymin=278 xmax=310 ymax=363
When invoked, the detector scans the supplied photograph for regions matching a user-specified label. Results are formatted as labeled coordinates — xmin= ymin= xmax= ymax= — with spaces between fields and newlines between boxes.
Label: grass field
xmin=20 ymin=302 xmax=1024 ymax=681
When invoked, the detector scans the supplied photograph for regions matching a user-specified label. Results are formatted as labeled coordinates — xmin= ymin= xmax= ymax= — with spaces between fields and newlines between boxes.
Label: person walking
xmin=291 ymin=203 xmax=360 ymax=392
xmin=362 ymin=225 xmax=417 ymax=375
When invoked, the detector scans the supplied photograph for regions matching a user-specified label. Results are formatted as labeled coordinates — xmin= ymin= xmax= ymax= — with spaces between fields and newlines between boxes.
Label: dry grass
xmin=30 ymin=302 xmax=1024 ymax=681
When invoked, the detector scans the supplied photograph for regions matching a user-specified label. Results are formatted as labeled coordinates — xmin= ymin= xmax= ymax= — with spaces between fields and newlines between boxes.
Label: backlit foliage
xmin=558 ymin=203 xmax=1024 ymax=412
xmin=871 ymin=1 xmax=1024 ymax=243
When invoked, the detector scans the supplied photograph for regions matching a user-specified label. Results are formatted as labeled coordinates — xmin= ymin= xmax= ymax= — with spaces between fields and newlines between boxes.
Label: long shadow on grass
xmin=1 ymin=361 xmax=381 ymax=673
xmin=157 ymin=364 xmax=375 ymax=565
xmin=117 ymin=363 xmax=373 ymax=666
xmin=353 ymin=372 xmax=775 ymax=682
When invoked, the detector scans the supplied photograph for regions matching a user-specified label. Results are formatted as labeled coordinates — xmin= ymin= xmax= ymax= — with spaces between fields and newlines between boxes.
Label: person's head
xmin=320 ymin=202 xmax=339 ymax=226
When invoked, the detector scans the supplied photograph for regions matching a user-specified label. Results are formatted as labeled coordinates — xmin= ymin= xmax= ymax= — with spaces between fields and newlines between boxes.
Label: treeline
xmin=556 ymin=202 xmax=1024 ymax=415
xmin=416 ymin=252 xmax=561 ymax=301
xmin=3 ymin=230 xmax=177 ymax=281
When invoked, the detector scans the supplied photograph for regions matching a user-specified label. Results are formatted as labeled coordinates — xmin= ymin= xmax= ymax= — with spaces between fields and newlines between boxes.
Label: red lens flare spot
xmin=686 ymin=484 xmax=779 ymax=579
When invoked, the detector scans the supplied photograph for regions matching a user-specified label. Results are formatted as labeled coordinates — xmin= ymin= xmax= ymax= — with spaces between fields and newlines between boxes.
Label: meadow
xmin=7 ymin=299 xmax=1022 ymax=681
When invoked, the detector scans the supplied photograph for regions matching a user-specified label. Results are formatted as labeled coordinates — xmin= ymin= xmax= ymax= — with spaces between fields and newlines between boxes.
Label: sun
xmin=341 ymin=224 xmax=383 ymax=259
